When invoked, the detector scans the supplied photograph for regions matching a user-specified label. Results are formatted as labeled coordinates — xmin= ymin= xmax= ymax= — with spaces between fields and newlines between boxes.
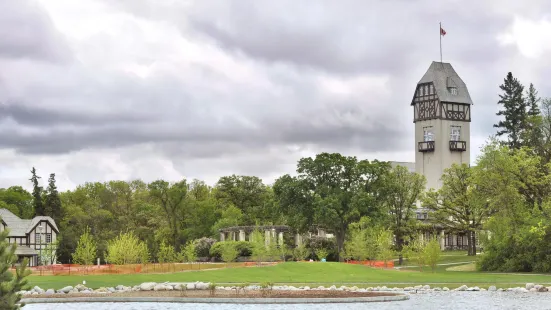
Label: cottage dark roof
xmin=0 ymin=209 xmax=59 ymax=237
xmin=416 ymin=61 xmax=473 ymax=105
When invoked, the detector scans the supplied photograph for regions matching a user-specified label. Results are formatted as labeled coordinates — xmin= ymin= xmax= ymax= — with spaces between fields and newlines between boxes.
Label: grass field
xmin=26 ymin=261 xmax=551 ymax=290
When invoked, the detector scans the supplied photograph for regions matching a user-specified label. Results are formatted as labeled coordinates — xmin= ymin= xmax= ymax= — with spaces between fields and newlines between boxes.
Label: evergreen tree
xmin=0 ymin=229 xmax=31 ymax=310
xmin=523 ymin=83 xmax=544 ymax=151
xmin=526 ymin=83 xmax=541 ymax=117
xmin=44 ymin=173 xmax=62 ymax=224
xmin=29 ymin=167 xmax=44 ymax=216
xmin=493 ymin=72 xmax=527 ymax=149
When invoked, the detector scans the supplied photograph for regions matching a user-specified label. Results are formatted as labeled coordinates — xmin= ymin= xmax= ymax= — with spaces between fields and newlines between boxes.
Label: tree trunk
xmin=396 ymin=235 xmax=404 ymax=265
xmin=470 ymin=230 xmax=476 ymax=256
xmin=336 ymin=230 xmax=346 ymax=262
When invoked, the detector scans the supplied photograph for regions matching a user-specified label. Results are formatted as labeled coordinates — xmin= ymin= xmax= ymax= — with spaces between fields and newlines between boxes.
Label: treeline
xmin=1 ymin=72 xmax=551 ymax=272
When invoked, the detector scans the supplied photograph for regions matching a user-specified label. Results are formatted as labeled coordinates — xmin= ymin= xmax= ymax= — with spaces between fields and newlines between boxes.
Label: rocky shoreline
xmin=18 ymin=281 xmax=551 ymax=298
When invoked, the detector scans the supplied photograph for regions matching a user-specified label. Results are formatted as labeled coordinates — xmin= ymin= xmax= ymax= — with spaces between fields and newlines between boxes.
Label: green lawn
xmin=26 ymin=262 xmax=551 ymax=290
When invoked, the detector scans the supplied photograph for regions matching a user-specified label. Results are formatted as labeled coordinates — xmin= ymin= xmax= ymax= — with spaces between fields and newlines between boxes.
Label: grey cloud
xmin=0 ymin=1 xmax=72 ymax=62
xmin=0 ymin=102 xmax=156 ymax=126
xmin=185 ymin=0 xmax=512 ymax=76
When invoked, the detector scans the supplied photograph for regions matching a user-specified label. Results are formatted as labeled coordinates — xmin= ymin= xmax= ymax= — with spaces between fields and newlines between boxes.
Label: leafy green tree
xmin=292 ymin=243 xmax=309 ymax=261
xmin=72 ymin=227 xmax=97 ymax=265
xmin=423 ymin=237 xmax=442 ymax=272
xmin=382 ymin=165 xmax=425 ymax=265
xmin=424 ymin=164 xmax=493 ymax=256
xmin=375 ymin=229 xmax=395 ymax=268
xmin=0 ymin=186 xmax=33 ymax=219
xmin=158 ymin=241 xmax=177 ymax=263
xmin=182 ymin=240 xmax=197 ymax=267
xmin=249 ymin=229 xmax=267 ymax=264
xmin=274 ymin=153 xmax=390 ymax=261
xmin=315 ymin=248 xmax=328 ymax=261
xmin=0 ymin=229 xmax=31 ymax=310
xmin=29 ymin=167 xmax=44 ymax=217
xmin=148 ymin=180 xmax=188 ymax=251
xmin=220 ymin=242 xmax=239 ymax=266
xmin=214 ymin=175 xmax=276 ymax=224
xmin=494 ymin=72 xmax=527 ymax=149
xmin=41 ymin=239 xmax=59 ymax=265
xmin=106 ymin=231 xmax=149 ymax=265
xmin=44 ymin=173 xmax=63 ymax=224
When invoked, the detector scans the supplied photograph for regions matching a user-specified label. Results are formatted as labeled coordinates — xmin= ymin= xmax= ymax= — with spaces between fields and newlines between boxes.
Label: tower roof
xmin=417 ymin=61 xmax=473 ymax=105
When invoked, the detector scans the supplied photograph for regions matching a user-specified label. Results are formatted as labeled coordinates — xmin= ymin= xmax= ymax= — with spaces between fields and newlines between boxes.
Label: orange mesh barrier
xmin=25 ymin=262 xmax=254 ymax=276
xmin=346 ymin=260 xmax=395 ymax=268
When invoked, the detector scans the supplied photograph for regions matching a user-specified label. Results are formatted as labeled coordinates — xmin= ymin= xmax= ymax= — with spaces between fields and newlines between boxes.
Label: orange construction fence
xmin=346 ymin=260 xmax=395 ymax=268
xmin=26 ymin=262 xmax=250 ymax=276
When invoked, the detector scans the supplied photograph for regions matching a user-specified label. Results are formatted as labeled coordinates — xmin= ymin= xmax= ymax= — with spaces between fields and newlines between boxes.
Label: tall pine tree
xmin=493 ymin=72 xmax=527 ymax=149
xmin=29 ymin=167 xmax=44 ymax=216
xmin=523 ymin=83 xmax=544 ymax=151
xmin=44 ymin=173 xmax=62 ymax=224
xmin=0 ymin=229 xmax=31 ymax=309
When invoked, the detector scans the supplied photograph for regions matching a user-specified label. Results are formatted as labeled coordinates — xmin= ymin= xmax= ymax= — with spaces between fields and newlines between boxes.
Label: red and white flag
xmin=440 ymin=26 xmax=446 ymax=36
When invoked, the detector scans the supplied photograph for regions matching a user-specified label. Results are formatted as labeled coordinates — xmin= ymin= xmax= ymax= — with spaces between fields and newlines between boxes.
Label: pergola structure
xmin=218 ymin=225 xmax=330 ymax=246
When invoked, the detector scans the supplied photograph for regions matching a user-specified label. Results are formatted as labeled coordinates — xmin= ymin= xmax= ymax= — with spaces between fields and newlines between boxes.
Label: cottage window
xmin=449 ymin=87 xmax=457 ymax=95
xmin=450 ymin=126 xmax=461 ymax=141
xmin=423 ymin=127 xmax=434 ymax=141
xmin=46 ymin=233 xmax=52 ymax=244
xmin=35 ymin=233 xmax=41 ymax=244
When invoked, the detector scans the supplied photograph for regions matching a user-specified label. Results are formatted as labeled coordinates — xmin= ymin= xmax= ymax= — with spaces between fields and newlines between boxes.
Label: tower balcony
xmin=449 ymin=140 xmax=467 ymax=152
xmin=418 ymin=141 xmax=435 ymax=152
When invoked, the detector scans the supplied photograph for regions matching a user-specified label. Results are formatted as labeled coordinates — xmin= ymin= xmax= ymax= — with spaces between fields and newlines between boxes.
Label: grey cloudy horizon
xmin=1 ymin=0 xmax=551 ymax=191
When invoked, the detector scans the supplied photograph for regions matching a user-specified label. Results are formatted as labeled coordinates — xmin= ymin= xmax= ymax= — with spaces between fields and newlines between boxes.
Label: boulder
xmin=526 ymin=283 xmax=535 ymax=290
xmin=443 ymin=287 xmax=450 ymax=291
xmin=140 ymin=282 xmax=156 ymax=291
xmin=154 ymin=284 xmax=166 ymax=291
xmin=33 ymin=286 xmax=44 ymax=294
xmin=186 ymin=283 xmax=195 ymax=290
xmin=75 ymin=284 xmax=88 ymax=292
xmin=195 ymin=282 xmax=209 ymax=290
xmin=59 ymin=286 xmax=73 ymax=293
xmin=539 ymin=287 xmax=550 ymax=292
xmin=45 ymin=289 xmax=55 ymax=295
xmin=422 ymin=285 xmax=430 ymax=290
xmin=488 ymin=286 xmax=497 ymax=291
xmin=455 ymin=285 xmax=468 ymax=291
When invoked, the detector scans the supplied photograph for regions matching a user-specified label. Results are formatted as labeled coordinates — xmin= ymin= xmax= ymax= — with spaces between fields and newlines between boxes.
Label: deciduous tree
xmin=423 ymin=164 xmax=493 ymax=256
xmin=382 ymin=165 xmax=425 ymax=264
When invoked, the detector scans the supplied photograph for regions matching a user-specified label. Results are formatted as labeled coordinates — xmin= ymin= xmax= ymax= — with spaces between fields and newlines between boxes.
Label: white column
xmin=278 ymin=232 xmax=284 ymax=245
xmin=265 ymin=230 xmax=271 ymax=246
xmin=295 ymin=233 xmax=302 ymax=246
xmin=440 ymin=230 xmax=445 ymax=250
xmin=220 ymin=232 xmax=225 ymax=241
xmin=239 ymin=230 xmax=246 ymax=241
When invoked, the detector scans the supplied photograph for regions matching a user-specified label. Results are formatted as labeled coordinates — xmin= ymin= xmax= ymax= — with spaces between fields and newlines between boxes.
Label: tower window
xmin=450 ymin=126 xmax=461 ymax=141
xmin=449 ymin=87 xmax=457 ymax=95
xmin=423 ymin=127 xmax=434 ymax=141
xmin=429 ymin=84 xmax=434 ymax=94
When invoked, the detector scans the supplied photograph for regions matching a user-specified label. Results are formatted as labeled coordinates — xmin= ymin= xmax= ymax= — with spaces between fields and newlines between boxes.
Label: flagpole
xmin=439 ymin=22 xmax=442 ymax=63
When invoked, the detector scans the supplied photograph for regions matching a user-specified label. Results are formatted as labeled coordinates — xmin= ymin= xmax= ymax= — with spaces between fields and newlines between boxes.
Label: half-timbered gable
xmin=0 ymin=209 xmax=59 ymax=266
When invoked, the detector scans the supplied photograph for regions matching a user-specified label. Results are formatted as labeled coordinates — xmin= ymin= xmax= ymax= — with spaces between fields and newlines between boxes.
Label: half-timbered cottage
xmin=0 ymin=208 xmax=59 ymax=266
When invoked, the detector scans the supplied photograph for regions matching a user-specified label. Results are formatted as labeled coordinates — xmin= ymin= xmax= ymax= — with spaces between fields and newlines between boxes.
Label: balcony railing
xmin=418 ymin=141 xmax=435 ymax=152
xmin=449 ymin=140 xmax=467 ymax=152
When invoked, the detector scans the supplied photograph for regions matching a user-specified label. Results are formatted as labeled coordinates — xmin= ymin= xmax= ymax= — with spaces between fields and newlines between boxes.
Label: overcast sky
xmin=1 ymin=0 xmax=551 ymax=191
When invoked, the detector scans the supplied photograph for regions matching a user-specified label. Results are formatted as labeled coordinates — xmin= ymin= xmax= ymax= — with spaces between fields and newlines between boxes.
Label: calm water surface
xmin=24 ymin=292 xmax=551 ymax=310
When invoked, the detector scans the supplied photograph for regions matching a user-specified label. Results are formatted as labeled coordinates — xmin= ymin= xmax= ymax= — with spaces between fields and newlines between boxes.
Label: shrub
xmin=210 ymin=241 xmax=252 ymax=259
xmin=194 ymin=237 xmax=216 ymax=257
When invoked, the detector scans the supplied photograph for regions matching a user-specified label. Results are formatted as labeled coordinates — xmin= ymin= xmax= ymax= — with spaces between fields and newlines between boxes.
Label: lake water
xmin=24 ymin=292 xmax=551 ymax=310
